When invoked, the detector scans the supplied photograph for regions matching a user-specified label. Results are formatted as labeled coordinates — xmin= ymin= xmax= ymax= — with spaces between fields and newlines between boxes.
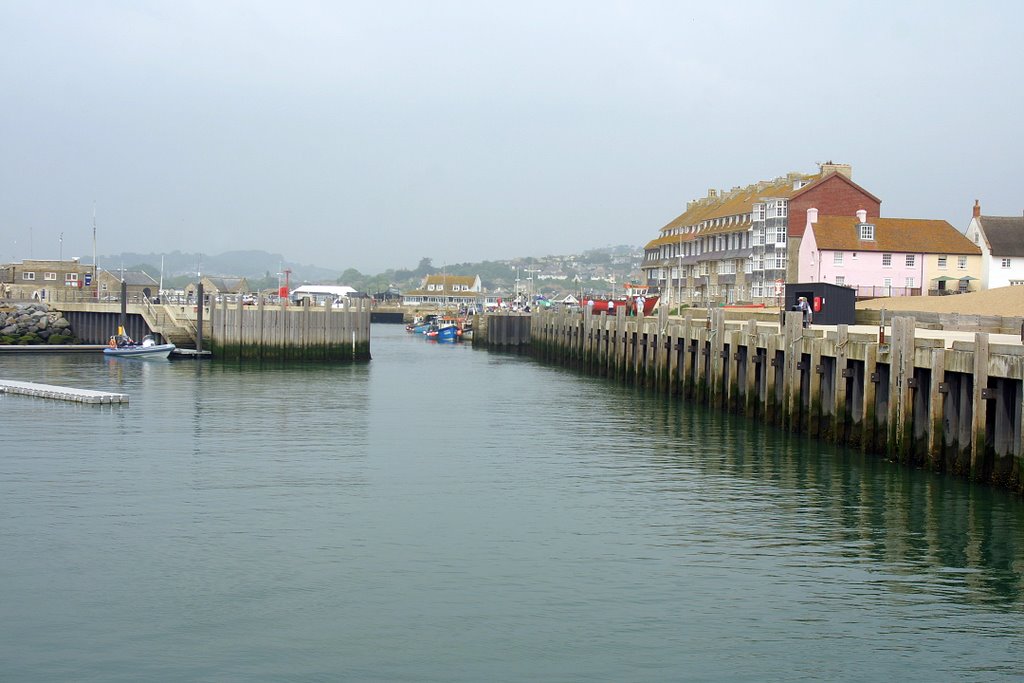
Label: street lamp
xmin=525 ymin=268 xmax=540 ymax=304
xmin=676 ymin=232 xmax=683 ymax=312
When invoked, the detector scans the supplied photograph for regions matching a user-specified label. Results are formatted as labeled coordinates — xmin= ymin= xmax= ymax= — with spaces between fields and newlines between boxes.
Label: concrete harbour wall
xmin=208 ymin=297 xmax=372 ymax=362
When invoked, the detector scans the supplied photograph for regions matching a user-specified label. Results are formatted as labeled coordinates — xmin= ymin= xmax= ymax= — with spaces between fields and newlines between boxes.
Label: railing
xmin=855 ymin=286 xmax=922 ymax=299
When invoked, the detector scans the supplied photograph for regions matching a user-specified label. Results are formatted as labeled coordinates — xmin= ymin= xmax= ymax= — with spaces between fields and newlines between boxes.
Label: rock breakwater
xmin=0 ymin=303 xmax=78 ymax=345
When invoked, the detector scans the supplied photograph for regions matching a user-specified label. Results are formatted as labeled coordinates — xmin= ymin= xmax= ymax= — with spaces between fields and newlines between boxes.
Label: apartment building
xmin=642 ymin=162 xmax=878 ymax=306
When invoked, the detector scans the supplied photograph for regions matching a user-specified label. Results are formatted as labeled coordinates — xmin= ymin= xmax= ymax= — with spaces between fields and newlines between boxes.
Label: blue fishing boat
xmin=406 ymin=314 xmax=437 ymax=334
xmin=425 ymin=316 xmax=465 ymax=342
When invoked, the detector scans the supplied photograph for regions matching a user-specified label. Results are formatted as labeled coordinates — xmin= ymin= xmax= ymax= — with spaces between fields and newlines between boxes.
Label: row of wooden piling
xmin=528 ymin=306 xmax=1024 ymax=493
xmin=207 ymin=297 xmax=372 ymax=362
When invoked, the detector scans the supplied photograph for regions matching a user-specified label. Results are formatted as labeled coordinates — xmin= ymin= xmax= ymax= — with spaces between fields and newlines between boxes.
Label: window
xmin=937 ymin=255 xmax=947 ymax=269
xmin=957 ymin=256 xmax=967 ymax=270
xmin=754 ymin=204 xmax=765 ymax=221
xmin=883 ymin=277 xmax=892 ymax=288
xmin=22 ymin=272 xmax=35 ymax=280
xmin=833 ymin=252 xmax=844 ymax=265
xmin=1002 ymin=258 xmax=1012 ymax=269
xmin=65 ymin=273 xmax=79 ymax=284
xmin=882 ymin=254 xmax=892 ymax=267
xmin=44 ymin=272 xmax=57 ymax=280
xmin=775 ymin=226 xmax=787 ymax=244
xmin=835 ymin=276 xmax=845 ymax=286
xmin=905 ymin=277 xmax=915 ymax=288
xmin=776 ymin=201 xmax=787 ymax=218
xmin=905 ymin=254 xmax=915 ymax=267
xmin=859 ymin=224 xmax=874 ymax=240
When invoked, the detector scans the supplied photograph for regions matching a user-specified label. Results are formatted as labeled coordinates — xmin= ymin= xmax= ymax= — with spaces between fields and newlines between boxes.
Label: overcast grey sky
xmin=1 ymin=1 xmax=1021 ymax=274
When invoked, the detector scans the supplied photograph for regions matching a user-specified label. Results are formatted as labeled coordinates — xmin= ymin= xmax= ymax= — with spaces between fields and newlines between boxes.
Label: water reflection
xmin=635 ymin=386 xmax=1024 ymax=609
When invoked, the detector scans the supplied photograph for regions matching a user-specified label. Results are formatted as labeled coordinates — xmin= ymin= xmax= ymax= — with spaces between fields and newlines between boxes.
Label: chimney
xmin=819 ymin=161 xmax=853 ymax=179
xmin=856 ymin=209 xmax=867 ymax=223
xmin=973 ymin=199 xmax=981 ymax=218
xmin=807 ymin=207 xmax=819 ymax=225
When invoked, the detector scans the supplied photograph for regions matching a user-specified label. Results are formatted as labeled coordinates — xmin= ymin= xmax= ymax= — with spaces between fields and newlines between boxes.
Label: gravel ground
xmin=857 ymin=285 xmax=1024 ymax=317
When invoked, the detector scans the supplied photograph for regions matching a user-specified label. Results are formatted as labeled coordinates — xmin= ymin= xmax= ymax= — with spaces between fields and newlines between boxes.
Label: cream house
xmin=402 ymin=274 xmax=482 ymax=309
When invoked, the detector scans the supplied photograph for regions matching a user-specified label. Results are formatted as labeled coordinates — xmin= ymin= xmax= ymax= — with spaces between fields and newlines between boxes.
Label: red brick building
xmin=786 ymin=168 xmax=882 ymax=281
xmin=642 ymin=162 xmax=886 ymax=305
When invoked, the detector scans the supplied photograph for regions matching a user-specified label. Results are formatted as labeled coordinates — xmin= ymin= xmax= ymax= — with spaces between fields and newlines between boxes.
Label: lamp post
xmin=525 ymin=268 xmax=540 ymax=305
xmin=677 ymin=233 xmax=683 ymax=312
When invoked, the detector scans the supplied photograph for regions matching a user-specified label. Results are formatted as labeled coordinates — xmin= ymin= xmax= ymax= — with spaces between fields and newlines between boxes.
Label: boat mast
xmin=92 ymin=202 xmax=97 ymax=282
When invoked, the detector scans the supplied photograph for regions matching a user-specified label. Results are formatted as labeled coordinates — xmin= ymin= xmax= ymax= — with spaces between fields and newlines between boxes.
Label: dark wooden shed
xmin=784 ymin=282 xmax=856 ymax=326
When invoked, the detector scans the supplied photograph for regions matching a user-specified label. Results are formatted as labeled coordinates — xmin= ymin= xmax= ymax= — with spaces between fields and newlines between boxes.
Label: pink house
xmin=798 ymin=209 xmax=982 ymax=297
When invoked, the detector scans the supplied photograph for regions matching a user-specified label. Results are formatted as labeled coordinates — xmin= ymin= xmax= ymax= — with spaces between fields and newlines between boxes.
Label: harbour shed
xmin=784 ymin=282 xmax=856 ymax=326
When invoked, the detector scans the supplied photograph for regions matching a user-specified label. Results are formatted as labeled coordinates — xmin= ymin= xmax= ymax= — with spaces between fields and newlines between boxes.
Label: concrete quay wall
xmin=527 ymin=306 xmax=1024 ymax=493
xmin=208 ymin=296 xmax=371 ymax=362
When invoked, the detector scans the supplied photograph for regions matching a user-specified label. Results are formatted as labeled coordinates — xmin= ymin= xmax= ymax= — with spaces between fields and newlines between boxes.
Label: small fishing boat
xmin=406 ymin=314 xmax=437 ymax=334
xmin=425 ymin=316 xmax=465 ymax=342
xmin=103 ymin=334 xmax=176 ymax=359
xmin=581 ymin=287 xmax=659 ymax=317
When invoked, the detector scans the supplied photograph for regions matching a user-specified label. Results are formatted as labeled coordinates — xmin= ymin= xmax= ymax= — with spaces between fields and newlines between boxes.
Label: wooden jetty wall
xmin=208 ymin=297 xmax=371 ymax=362
xmin=527 ymin=306 xmax=1024 ymax=493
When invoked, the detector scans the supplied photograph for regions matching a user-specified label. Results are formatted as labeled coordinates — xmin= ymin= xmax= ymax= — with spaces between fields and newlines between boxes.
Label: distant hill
xmin=101 ymin=250 xmax=341 ymax=282
xmin=103 ymin=245 xmax=643 ymax=295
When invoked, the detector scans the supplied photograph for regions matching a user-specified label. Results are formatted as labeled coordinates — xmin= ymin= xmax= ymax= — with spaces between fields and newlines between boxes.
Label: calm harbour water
xmin=2 ymin=323 xmax=1023 ymax=682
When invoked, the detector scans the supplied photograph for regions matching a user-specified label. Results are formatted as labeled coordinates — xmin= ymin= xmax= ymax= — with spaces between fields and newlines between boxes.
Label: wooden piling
xmin=522 ymin=308 xmax=1024 ymax=493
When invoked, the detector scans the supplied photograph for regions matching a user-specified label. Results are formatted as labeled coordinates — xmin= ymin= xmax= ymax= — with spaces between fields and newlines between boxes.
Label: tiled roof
xmin=657 ymin=172 xmax=819 ymax=235
xmin=810 ymin=217 xmax=981 ymax=254
xmin=204 ymin=276 xmax=246 ymax=292
xmin=978 ymin=216 xmax=1024 ymax=257
xmin=790 ymin=171 xmax=881 ymax=204
xmin=100 ymin=269 xmax=158 ymax=286
xmin=423 ymin=274 xmax=477 ymax=287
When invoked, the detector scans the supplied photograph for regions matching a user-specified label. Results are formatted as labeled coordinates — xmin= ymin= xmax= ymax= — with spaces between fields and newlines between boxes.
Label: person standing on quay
xmin=798 ymin=296 xmax=813 ymax=328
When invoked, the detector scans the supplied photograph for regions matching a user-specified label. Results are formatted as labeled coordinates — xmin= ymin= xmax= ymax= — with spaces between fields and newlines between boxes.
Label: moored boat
xmin=425 ymin=316 xmax=466 ymax=342
xmin=581 ymin=287 xmax=659 ymax=317
xmin=406 ymin=314 xmax=437 ymax=334
xmin=103 ymin=334 xmax=175 ymax=359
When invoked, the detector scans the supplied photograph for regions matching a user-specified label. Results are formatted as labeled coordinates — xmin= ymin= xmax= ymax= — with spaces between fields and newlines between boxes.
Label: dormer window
xmin=859 ymin=224 xmax=875 ymax=240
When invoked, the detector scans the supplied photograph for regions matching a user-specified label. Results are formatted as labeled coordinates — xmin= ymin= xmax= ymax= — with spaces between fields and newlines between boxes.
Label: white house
xmin=402 ymin=274 xmax=483 ymax=309
xmin=291 ymin=284 xmax=357 ymax=305
xmin=964 ymin=200 xmax=1024 ymax=289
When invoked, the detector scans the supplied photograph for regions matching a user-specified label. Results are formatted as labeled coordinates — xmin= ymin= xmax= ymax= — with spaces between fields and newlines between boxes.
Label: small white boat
xmin=103 ymin=334 xmax=176 ymax=359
